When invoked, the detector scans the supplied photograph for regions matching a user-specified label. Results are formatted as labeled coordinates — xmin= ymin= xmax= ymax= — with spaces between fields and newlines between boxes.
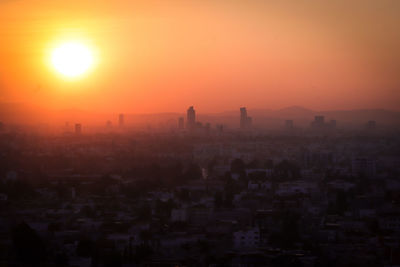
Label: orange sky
xmin=0 ymin=0 xmax=399 ymax=113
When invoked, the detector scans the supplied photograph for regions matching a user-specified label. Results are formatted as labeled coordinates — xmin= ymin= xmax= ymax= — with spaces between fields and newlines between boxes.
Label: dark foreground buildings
xmin=0 ymin=113 xmax=399 ymax=267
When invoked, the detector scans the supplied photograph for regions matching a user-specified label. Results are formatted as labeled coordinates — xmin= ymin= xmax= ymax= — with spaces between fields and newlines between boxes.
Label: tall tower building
xmin=187 ymin=106 xmax=196 ymax=129
xmin=119 ymin=114 xmax=124 ymax=127
xmin=240 ymin=107 xmax=248 ymax=129
xmin=311 ymin=116 xmax=325 ymax=129
xmin=240 ymin=107 xmax=252 ymax=129
xmin=247 ymin=117 xmax=252 ymax=128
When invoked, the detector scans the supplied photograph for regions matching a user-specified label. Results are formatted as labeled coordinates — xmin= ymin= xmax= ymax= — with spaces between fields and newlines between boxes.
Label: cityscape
xmin=1 ymin=0 xmax=400 ymax=266
xmin=1 ymin=106 xmax=400 ymax=266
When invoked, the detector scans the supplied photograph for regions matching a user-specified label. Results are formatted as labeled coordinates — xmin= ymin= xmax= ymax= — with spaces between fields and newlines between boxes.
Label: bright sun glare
xmin=51 ymin=42 xmax=94 ymax=78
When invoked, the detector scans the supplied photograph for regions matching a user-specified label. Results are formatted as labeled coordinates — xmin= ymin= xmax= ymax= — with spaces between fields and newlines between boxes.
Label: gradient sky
xmin=0 ymin=0 xmax=399 ymax=113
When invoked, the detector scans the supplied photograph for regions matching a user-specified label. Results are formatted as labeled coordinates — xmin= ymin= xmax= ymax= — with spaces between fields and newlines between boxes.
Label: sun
xmin=51 ymin=41 xmax=94 ymax=78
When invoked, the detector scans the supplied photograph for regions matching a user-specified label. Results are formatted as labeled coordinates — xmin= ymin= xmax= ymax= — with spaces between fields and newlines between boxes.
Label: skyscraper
xmin=119 ymin=113 xmax=124 ymax=127
xmin=240 ymin=107 xmax=252 ymax=129
xmin=240 ymin=107 xmax=247 ymax=129
xmin=187 ymin=106 xmax=196 ymax=129
xmin=247 ymin=116 xmax=252 ymax=128
xmin=311 ymin=116 xmax=325 ymax=128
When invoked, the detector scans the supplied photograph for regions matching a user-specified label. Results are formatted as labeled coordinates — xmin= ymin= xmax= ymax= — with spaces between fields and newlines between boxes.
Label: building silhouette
xmin=240 ymin=107 xmax=247 ymax=129
xmin=247 ymin=117 xmax=252 ymax=128
xmin=311 ymin=116 xmax=325 ymax=128
xmin=119 ymin=114 xmax=124 ymax=127
xmin=240 ymin=107 xmax=252 ymax=129
xmin=187 ymin=106 xmax=196 ymax=129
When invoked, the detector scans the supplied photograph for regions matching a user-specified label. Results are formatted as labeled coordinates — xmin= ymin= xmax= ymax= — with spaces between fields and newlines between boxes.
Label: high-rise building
xmin=119 ymin=114 xmax=124 ymax=127
xmin=240 ymin=107 xmax=253 ymax=129
xmin=75 ymin=123 xmax=82 ymax=135
xmin=178 ymin=117 xmax=184 ymax=129
xmin=187 ymin=106 xmax=196 ymax=129
xmin=240 ymin=107 xmax=248 ymax=129
xmin=247 ymin=117 xmax=252 ymax=128
xmin=311 ymin=116 xmax=325 ymax=128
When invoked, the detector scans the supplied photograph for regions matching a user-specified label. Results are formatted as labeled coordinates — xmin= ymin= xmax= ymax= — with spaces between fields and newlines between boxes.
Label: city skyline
xmin=1 ymin=1 xmax=400 ymax=114
xmin=2 ymin=102 xmax=400 ymax=127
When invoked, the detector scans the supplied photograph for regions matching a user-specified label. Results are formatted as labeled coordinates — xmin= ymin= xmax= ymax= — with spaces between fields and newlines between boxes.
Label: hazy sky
xmin=0 ymin=0 xmax=399 ymax=113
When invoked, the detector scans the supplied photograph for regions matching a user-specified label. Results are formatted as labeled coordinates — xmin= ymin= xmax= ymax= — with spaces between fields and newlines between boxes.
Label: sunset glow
xmin=0 ymin=0 xmax=399 ymax=115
